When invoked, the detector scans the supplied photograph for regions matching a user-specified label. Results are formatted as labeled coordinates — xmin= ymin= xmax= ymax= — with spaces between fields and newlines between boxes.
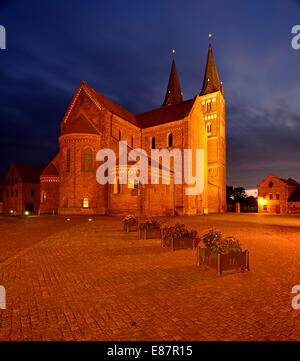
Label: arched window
xmin=83 ymin=148 xmax=93 ymax=171
xmin=206 ymin=122 xmax=212 ymax=135
xmin=66 ymin=149 xmax=70 ymax=172
xmin=206 ymin=101 xmax=211 ymax=112
xmin=41 ymin=192 xmax=46 ymax=203
xmin=119 ymin=130 xmax=121 ymax=141
xmin=83 ymin=197 xmax=89 ymax=208
xmin=152 ymin=137 xmax=156 ymax=149
xmin=168 ymin=134 xmax=173 ymax=147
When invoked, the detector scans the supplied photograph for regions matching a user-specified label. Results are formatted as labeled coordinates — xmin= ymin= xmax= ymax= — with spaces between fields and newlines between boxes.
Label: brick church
xmin=37 ymin=35 xmax=226 ymax=216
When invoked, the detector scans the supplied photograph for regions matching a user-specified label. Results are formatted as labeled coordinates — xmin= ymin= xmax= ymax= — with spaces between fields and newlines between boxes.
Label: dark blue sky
xmin=1 ymin=0 xmax=300 ymax=188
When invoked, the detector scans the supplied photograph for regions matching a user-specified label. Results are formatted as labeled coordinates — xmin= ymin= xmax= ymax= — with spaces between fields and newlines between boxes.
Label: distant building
xmin=3 ymin=162 xmax=46 ymax=215
xmin=257 ymin=174 xmax=300 ymax=214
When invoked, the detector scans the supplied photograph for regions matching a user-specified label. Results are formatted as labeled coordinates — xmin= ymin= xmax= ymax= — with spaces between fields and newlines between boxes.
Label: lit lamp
xmin=24 ymin=211 xmax=29 ymax=216
xmin=258 ymin=198 xmax=267 ymax=206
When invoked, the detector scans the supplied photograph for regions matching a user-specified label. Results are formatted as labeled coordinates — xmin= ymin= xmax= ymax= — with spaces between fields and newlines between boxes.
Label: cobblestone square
xmin=0 ymin=213 xmax=299 ymax=341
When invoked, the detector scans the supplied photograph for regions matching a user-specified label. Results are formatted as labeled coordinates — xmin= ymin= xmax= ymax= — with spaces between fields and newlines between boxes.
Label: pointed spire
xmin=200 ymin=34 xmax=221 ymax=95
xmin=162 ymin=50 xmax=183 ymax=107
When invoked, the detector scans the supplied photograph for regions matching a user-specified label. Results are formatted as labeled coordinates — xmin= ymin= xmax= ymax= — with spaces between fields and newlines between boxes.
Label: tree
xmin=227 ymin=186 xmax=247 ymax=203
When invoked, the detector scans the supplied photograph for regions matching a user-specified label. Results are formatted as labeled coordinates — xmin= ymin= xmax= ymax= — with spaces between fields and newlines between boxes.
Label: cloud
xmin=0 ymin=0 xmax=300 ymax=189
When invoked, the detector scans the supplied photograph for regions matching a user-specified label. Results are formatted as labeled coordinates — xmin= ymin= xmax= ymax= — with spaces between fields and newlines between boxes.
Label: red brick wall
xmin=108 ymin=172 xmax=174 ymax=217
xmin=40 ymin=180 xmax=60 ymax=214
xmin=58 ymin=133 xmax=106 ymax=214
xmin=3 ymin=164 xmax=40 ymax=215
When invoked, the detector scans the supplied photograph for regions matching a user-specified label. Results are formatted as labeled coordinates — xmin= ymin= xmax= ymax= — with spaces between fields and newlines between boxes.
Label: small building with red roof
xmin=258 ymin=174 xmax=300 ymax=214
xmin=3 ymin=162 xmax=47 ymax=215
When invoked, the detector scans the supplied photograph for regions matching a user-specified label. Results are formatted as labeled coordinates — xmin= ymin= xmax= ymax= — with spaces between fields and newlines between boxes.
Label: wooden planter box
xmin=197 ymin=247 xmax=250 ymax=275
xmin=162 ymin=236 xmax=199 ymax=251
xmin=140 ymin=226 xmax=161 ymax=240
xmin=123 ymin=224 xmax=138 ymax=232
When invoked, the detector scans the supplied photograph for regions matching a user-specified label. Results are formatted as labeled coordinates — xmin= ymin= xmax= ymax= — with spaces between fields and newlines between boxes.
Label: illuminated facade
xmin=39 ymin=36 xmax=226 ymax=216
xmin=258 ymin=174 xmax=300 ymax=214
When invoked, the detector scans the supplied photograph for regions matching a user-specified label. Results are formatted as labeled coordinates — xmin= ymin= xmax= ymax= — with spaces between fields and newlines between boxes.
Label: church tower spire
xmin=200 ymin=34 xmax=221 ymax=95
xmin=162 ymin=50 xmax=183 ymax=107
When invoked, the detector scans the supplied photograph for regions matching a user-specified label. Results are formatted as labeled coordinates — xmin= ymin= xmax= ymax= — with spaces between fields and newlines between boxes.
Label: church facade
xmin=39 ymin=36 xmax=226 ymax=216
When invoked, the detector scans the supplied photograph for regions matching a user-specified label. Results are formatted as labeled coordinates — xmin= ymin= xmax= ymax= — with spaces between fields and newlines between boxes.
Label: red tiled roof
xmin=84 ymin=83 xmax=139 ymax=126
xmin=13 ymin=163 xmax=47 ymax=183
xmin=136 ymin=98 xmax=195 ymax=128
xmin=41 ymin=163 xmax=59 ymax=177
xmin=84 ymin=82 xmax=195 ymax=129
xmin=279 ymin=177 xmax=300 ymax=187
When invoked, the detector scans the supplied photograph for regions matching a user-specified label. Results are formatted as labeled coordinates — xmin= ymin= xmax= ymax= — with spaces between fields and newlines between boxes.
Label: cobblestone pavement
xmin=0 ymin=214 xmax=299 ymax=341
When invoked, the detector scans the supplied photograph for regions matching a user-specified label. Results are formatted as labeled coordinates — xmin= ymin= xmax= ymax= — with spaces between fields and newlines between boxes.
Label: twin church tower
xmin=38 ymin=35 xmax=226 ymax=216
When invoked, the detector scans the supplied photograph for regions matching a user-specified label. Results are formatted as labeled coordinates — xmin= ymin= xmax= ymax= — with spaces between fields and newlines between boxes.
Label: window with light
xmin=83 ymin=198 xmax=89 ymax=208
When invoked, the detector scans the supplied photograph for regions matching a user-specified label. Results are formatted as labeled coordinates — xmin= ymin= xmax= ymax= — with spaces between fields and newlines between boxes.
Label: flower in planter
xmin=202 ymin=230 xmax=242 ymax=255
xmin=139 ymin=219 xmax=161 ymax=231
xmin=122 ymin=215 xmax=137 ymax=226
xmin=162 ymin=223 xmax=198 ymax=240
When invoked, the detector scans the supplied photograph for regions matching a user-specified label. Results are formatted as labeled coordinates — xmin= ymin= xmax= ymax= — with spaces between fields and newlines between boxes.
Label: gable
xmin=258 ymin=174 xmax=282 ymax=188
xmin=61 ymin=81 xmax=196 ymax=134
xmin=61 ymin=112 xmax=99 ymax=135
xmin=7 ymin=163 xmax=47 ymax=183
xmin=258 ymin=174 xmax=300 ymax=189
xmin=61 ymin=87 xmax=104 ymax=135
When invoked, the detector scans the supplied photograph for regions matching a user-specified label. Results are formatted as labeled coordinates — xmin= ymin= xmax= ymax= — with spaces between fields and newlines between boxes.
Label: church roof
xmin=83 ymin=82 xmax=194 ymax=129
xmin=84 ymin=83 xmax=139 ymax=126
xmin=200 ymin=35 xmax=221 ymax=96
xmin=41 ymin=163 xmax=59 ymax=177
xmin=162 ymin=56 xmax=183 ymax=107
xmin=136 ymin=98 xmax=195 ymax=128
xmin=13 ymin=163 xmax=47 ymax=183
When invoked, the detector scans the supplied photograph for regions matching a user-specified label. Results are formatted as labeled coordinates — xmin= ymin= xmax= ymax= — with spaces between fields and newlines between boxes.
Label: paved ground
xmin=0 ymin=213 xmax=299 ymax=341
